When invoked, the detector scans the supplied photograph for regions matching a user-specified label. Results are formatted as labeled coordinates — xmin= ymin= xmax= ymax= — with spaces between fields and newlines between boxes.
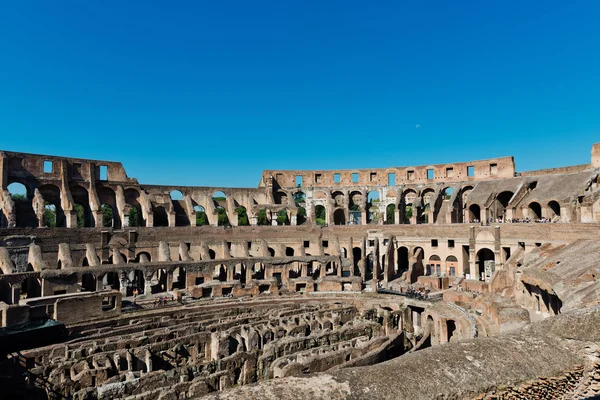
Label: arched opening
xmin=135 ymin=252 xmax=152 ymax=263
xmin=469 ymin=204 xmax=481 ymax=223
xmin=333 ymin=208 xmax=346 ymax=225
xmin=315 ymin=205 xmax=326 ymax=226
xmin=476 ymin=248 xmax=495 ymax=280
xmin=153 ymin=206 xmax=169 ymax=227
xmin=21 ymin=264 xmax=41 ymax=298
xmin=529 ymin=202 xmax=542 ymax=220
xmin=97 ymin=187 xmax=120 ymax=228
xmin=216 ymin=264 xmax=227 ymax=281
xmin=438 ymin=187 xmax=457 ymax=224
xmin=7 ymin=182 xmax=36 ymax=227
xmin=124 ymin=188 xmax=145 ymax=227
xmin=43 ymin=203 xmax=57 ymax=227
xmin=428 ymin=255 xmax=441 ymax=275
xmin=445 ymin=255 xmax=458 ymax=277
xmin=170 ymin=190 xmax=184 ymax=200
xmin=102 ymin=272 xmax=120 ymax=290
xmin=548 ymin=201 xmax=561 ymax=221
xmin=100 ymin=204 xmax=115 ymax=228
xmin=397 ymin=247 xmax=409 ymax=277
xmin=332 ymin=191 xmax=345 ymax=209
xmin=285 ymin=247 xmax=294 ymax=256
xmin=208 ymin=249 xmax=216 ymax=260
xmin=297 ymin=207 xmax=307 ymax=225
xmin=81 ymin=273 xmax=96 ymax=292
xmin=353 ymin=247 xmax=362 ymax=276
xmin=402 ymin=190 xmax=417 ymax=224
xmin=443 ymin=187 xmax=454 ymax=199
xmin=170 ymin=190 xmax=190 ymax=226
xmin=411 ymin=247 xmax=425 ymax=282
xmin=385 ymin=204 xmax=396 ymax=224
xmin=38 ymin=184 xmax=65 ymax=227
xmin=274 ymin=191 xmax=288 ymax=205
xmin=213 ymin=192 xmax=230 ymax=227
xmin=454 ymin=186 xmax=473 ymax=223
xmin=71 ymin=185 xmax=93 ymax=227
xmin=128 ymin=270 xmax=145 ymax=295
xmin=236 ymin=206 xmax=250 ymax=226
xmin=494 ymin=191 xmax=514 ymax=222
xmin=349 ymin=191 xmax=362 ymax=225
xmin=276 ymin=209 xmax=289 ymax=225
xmin=194 ymin=204 xmax=208 ymax=226
xmin=268 ymin=247 xmax=275 ymax=257
xmin=257 ymin=208 xmax=269 ymax=225
xmin=294 ymin=192 xmax=307 ymax=225
xmin=446 ymin=320 xmax=456 ymax=342
xmin=367 ymin=191 xmax=380 ymax=224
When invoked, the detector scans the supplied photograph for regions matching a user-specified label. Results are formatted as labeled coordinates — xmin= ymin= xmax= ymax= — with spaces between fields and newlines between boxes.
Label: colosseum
xmin=1 ymin=144 xmax=600 ymax=399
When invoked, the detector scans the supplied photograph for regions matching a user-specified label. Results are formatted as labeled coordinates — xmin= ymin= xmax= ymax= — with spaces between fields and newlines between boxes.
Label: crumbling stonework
xmin=2 ymin=144 xmax=600 ymax=399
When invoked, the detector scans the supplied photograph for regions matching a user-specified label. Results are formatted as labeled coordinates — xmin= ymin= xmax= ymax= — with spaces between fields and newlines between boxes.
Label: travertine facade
xmin=1 ymin=144 xmax=600 ymax=399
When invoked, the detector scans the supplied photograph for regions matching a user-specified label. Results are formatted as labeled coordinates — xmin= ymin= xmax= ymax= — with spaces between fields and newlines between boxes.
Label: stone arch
xmin=7 ymin=182 xmax=37 ymax=227
xmin=135 ymin=252 xmax=152 ymax=263
xmin=548 ymin=200 xmax=561 ymax=220
xmin=469 ymin=204 xmax=481 ymax=223
xmin=102 ymin=272 xmax=121 ymax=290
xmin=71 ymin=185 xmax=93 ymax=227
xmin=285 ymin=247 xmax=295 ymax=257
xmin=81 ymin=273 xmax=96 ymax=292
xmin=401 ymin=189 xmax=417 ymax=224
xmin=315 ymin=205 xmax=326 ymax=226
xmin=97 ymin=186 xmax=120 ymax=228
xmin=128 ymin=270 xmax=146 ymax=295
xmin=38 ymin=184 xmax=66 ymax=227
xmin=367 ymin=191 xmax=380 ymax=224
xmin=528 ymin=201 xmax=542 ymax=220
xmin=445 ymin=255 xmax=458 ymax=277
xmin=153 ymin=206 xmax=169 ymax=227
xmin=353 ymin=247 xmax=362 ymax=275
xmin=476 ymin=248 xmax=495 ymax=280
xmin=397 ymin=246 xmax=409 ymax=277
xmin=213 ymin=191 xmax=230 ymax=226
xmin=428 ymin=255 xmax=441 ymax=275
xmin=124 ymin=188 xmax=145 ymax=227
xmin=236 ymin=205 xmax=250 ymax=226
xmin=333 ymin=208 xmax=346 ymax=225
xmin=193 ymin=204 xmax=209 ymax=226
xmin=170 ymin=190 xmax=190 ymax=226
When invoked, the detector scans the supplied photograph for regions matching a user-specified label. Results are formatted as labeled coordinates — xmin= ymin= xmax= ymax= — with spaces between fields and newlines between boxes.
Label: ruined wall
xmin=263 ymin=156 xmax=516 ymax=189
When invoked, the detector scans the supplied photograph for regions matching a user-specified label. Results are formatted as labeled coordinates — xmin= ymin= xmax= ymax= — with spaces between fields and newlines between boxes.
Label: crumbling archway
xmin=476 ymin=248 xmax=495 ymax=280
xmin=333 ymin=208 xmax=346 ymax=225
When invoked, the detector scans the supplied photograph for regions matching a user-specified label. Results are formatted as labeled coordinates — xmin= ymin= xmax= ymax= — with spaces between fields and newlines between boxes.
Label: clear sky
xmin=1 ymin=1 xmax=599 ymax=187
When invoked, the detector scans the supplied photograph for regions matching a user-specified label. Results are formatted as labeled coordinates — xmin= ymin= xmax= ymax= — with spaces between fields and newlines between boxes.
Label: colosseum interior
xmin=1 ymin=144 xmax=600 ymax=399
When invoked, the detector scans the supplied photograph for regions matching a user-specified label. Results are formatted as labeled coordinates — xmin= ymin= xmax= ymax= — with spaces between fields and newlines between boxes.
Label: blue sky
xmin=1 ymin=1 xmax=599 ymax=187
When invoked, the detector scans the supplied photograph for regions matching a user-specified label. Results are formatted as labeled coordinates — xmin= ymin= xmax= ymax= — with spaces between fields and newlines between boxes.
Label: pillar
xmin=144 ymin=274 xmax=153 ymax=295
xmin=65 ymin=210 xmax=77 ymax=228
xmin=246 ymin=265 xmax=253 ymax=283
xmin=166 ymin=271 xmax=173 ymax=291
xmin=227 ymin=266 xmax=234 ymax=282
xmin=120 ymin=272 xmax=128 ymax=297
xmin=10 ymin=283 xmax=20 ymax=304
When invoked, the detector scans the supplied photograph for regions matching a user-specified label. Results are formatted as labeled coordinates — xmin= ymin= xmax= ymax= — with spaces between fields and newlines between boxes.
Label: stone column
xmin=246 ymin=265 xmax=253 ymax=283
xmin=10 ymin=282 xmax=20 ymax=304
xmin=144 ymin=274 xmax=153 ymax=296
xmin=120 ymin=272 xmax=128 ymax=297
xmin=166 ymin=271 xmax=174 ymax=291
xmin=227 ymin=266 xmax=234 ymax=282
